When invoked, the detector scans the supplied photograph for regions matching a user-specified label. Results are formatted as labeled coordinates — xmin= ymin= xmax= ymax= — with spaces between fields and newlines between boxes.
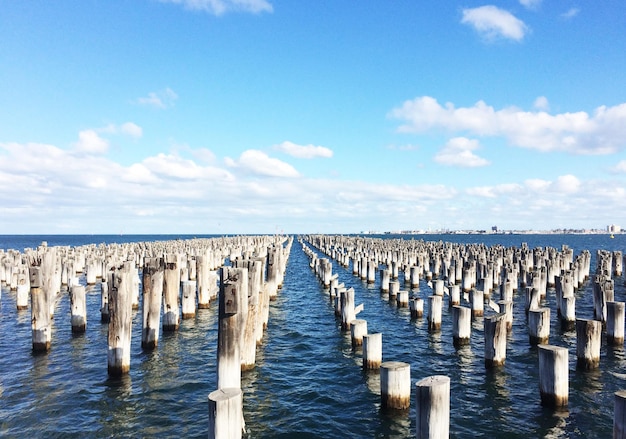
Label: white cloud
xmin=160 ymin=0 xmax=272 ymax=15
xmin=433 ymin=137 xmax=490 ymax=167
xmin=225 ymin=149 xmax=300 ymax=178
xmin=461 ymin=5 xmax=528 ymax=42
xmin=143 ymin=153 xmax=234 ymax=180
xmin=533 ymin=96 xmax=549 ymax=111
xmin=1 ymin=132 xmax=624 ymax=234
xmin=120 ymin=122 xmax=143 ymax=138
xmin=273 ymin=141 xmax=333 ymax=159
xmin=519 ymin=0 xmax=541 ymax=10
xmin=552 ymin=174 xmax=581 ymax=194
xmin=390 ymin=96 xmax=626 ymax=155
xmin=612 ymin=160 xmax=626 ymax=173
xmin=136 ymin=88 xmax=178 ymax=109
xmin=74 ymin=130 xmax=109 ymax=154
xmin=561 ymin=8 xmax=580 ymax=20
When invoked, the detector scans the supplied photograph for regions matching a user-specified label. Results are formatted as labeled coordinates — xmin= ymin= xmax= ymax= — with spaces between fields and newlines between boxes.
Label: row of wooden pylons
xmin=0 ymin=235 xmax=293 ymax=439
xmin=301 ymin=234 xmax=626 ymax=438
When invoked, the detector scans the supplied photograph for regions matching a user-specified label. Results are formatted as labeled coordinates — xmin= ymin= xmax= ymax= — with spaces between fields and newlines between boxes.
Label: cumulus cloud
xmin=390 ymin=96 xmax=626 ymax=155
xmin=136 ymin=88 xmax=178 ymax=109
xmin=225 ymin=149 xmax=300 ymax=177
xmin=74 ymin=130 xmax=109 ymax=154
xmin=461 ymin=5 xmax=528 ymax=41
xmin=160 ymin=0 xmax=272 ymax=15
xmin=433 ymin=137 xmax=490 ymax=167
xmin=273 ymin=141 xmax=333 ymax=159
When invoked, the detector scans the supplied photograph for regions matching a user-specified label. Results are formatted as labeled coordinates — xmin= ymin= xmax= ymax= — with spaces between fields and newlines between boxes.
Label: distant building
xmin=608 ymin=224 xmax=621 ymax=233
xmin=491 ymin=226 xmax=498 ymax=233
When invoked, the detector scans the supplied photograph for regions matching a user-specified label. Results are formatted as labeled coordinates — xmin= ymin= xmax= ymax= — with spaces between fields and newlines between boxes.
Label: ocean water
xmin=0 ymin=233 xmax=625 ymax=438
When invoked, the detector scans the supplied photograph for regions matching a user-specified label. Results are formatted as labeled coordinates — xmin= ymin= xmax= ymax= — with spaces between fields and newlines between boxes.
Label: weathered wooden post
xmin=415 ymin=375 xmax=450 ymax=439
xmin=380 ymin=361 xmax=411 ymax=410
xmin=428 ymin=295 xmax=442 ymax=331
xmin=410 ymin=298 xmax=424 ymax=318
xmin=528 ymin=308 xmax=550 ymax=345
xmin=367 ymin=260 xmax=377 ymax=284
xmin=196 ymin=254 xmax=211 ymax=309
xmin=341 ymin=288 xmax=357 ymax=330
xmin=108 ymin=262 xmax=134 ymax=377
xmin=615 ymin=390 xmax=626 ymax=439
xmin=350 ymin=319 xmax=367 ymax=347
xmin=452 ymin=305 xmax=471 ymax=347
xmin=100 ymin=277 xmax=110 ymax=323
xmin=525 ymin=287 xmax=541 ymax=314
xmin=70 ymin=285 xmax=87 ymax=333
xmin=163 ymin=253 xmax=181 ymax=331
xmin=217 ymin=267 xmax=245 ymax=389
xmin=363 ymin=333 xmax=382 ymax=370
xmin=389 ymin=280 xmax=400 ymax=301
xmin=410 ymin=266 xmax=420 ymax=288
xmin=208 ymin=388 xmax=243 ymax=439
xmin=380 ymin=268 xmax=390 ymax=293
xmin=16 ymin=271 xmax=29 ymax=310
xmin=470 ymin=290 xmax=484 ymax=317
xmin=560 ymin=295 xmax=576 ymax=330
xmin=607 ymin=302 xmax=625 ymax=346
xmin=538 ymin=344 xmax=568 ymax=408
xmin=397 ymin=290 xmax=409 ymax=307
xmin=498 ymin=300 xmax=513 ymax=331
xmin=142 ymin=257 xmax=164 ymax=349
xmin=485 ymin=313 xmax=507 ymax=368
xmin=29 ymin=266 xmax=51 ymax=352
xmin=182 ymin=280 xmax=197 ymax=319
xmin=576 ymin=318 xmax=602 ymax=370
xmin=449 ymin=284 xmax=460 ymax=307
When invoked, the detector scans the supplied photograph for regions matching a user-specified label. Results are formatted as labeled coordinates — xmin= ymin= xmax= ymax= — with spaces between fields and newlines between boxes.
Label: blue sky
xmin=1 ymin=0 xmax=625 ymax=234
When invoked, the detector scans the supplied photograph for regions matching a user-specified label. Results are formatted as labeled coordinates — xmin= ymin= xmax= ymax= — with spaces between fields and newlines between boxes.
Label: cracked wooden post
xmin=70 ymin=285 xmax=87 ymax=334
xmin=142 ymin=257 xmax=164 ymax=349
xmin=208 ymin=388 xmax=243 ymax=439
xmin=380 ymin=361 xmax=410 ymax=410
xmin=485 ymin=313 xmax=507 ymax=368
xmin=363 ymin=333 xmax=382 ymax=370
xmin=576 ymin=318 xmax=601 ymax=370
xmin=242 ymin=259 xmax=262 ymax=370
xmin=416 ymin=375 xmax=450 ymax=439
xmin=529 ymin=308 xmax=550 ymax=345
xmin=538 ymin=344 xmax=568 ymax=408
xmin=217 ymin=266 xmax=246 ymax=389
xmin=29 ymin=266 xmax=51 ymax=352
xmin=163 ymin=253 xmax=180 ymax=331
xmin=108 ymin=262 xmax=134 ymax=377
xmin=607 ymin=302 xmax=625 ymax=346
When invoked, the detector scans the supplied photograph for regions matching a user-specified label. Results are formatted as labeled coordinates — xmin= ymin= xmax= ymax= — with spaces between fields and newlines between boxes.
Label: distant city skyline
xmin=1 ymin=1 xmax=625 ymax=234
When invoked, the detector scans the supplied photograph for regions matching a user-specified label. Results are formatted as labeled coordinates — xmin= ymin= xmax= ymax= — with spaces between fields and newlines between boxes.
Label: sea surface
xmin=0 ymin=233 xmax=625 ymax=438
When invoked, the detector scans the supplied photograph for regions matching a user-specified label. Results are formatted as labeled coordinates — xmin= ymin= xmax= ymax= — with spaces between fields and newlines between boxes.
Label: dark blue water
xmin=0 ymin=234 xmax=625 ymax=438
